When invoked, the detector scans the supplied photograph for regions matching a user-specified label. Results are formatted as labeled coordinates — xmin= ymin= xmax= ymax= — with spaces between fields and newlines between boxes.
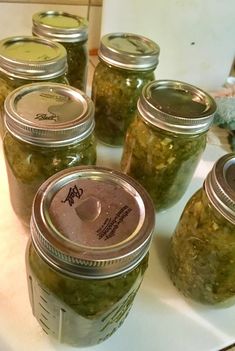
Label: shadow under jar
xmin=91 ymin=32 xmax=160 ymax=146
xmin=3 ymin=82 xmax=96 ymax=227
xmin=168 ymin=153 xmax=235 ymax=305
xmin=32 ymin=11 xmax=88 ymax=92
xmin=25 ymin=166 xmax=155 ymax=347
xmin=0 ymin=36 xmax=68 ymax=138
xmin=121 ymin=80 xmax=217 ymax=211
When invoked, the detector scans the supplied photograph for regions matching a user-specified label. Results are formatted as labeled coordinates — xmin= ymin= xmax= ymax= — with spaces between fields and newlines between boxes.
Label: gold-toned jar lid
xmin=32 ymin=11 xmax=88 ymax=43
xmin=99 ymin=32 xmax=160 ymax=71
xmin=205 ymin=153 xmax=235 ymax=224
xmin=138 ymin=80 xmax=217 ymax=134
xmin=31 ymin=166 xmax=155 ymax=278
xmin=0 ymin=36 xmax=67 ymax=79
xmin=4 ymin=82 xmax=94 ymax=146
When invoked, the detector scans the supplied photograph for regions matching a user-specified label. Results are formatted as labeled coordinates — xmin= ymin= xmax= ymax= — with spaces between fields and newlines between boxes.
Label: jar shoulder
xmin=93 ymin=61 xmax=155 ymax=83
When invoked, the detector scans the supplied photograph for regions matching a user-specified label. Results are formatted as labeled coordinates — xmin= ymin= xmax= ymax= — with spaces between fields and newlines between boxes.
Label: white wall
xmin=0 ymin=3 xmax=102 ymax=50
xmin=101 ymin=0 xmax=235 ymax=91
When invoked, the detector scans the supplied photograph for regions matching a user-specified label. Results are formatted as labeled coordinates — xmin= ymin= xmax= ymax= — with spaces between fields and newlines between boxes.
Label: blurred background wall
xmin=101 ymin=0 xmax=235 ymax=91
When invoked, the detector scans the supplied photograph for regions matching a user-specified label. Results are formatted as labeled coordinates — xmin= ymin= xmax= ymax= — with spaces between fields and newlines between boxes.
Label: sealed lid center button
xmin=75 ymin=196 xmax=101 ymax=222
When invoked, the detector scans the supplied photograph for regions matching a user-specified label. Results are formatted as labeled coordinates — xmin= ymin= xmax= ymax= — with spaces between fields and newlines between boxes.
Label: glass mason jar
xmin=121 ymin=80 xmax=217 ymax=211
xmin=0 ymin=36 xmax=68 ymax=138
xmin=168 ymin=153 xmax=235 ymax=305
xmin=32 ymin=11 xmax=88 ymax=91
xmin=91 ymin=32 xmax=160 ymax=146
xmin=25 ymin=166 xmax=155 ymax=347
xmin=3 ymin=82 xmax=96 ymax=226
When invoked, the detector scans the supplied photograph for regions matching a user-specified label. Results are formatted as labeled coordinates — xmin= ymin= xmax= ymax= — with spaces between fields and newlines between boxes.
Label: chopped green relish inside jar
xmin=28 ymin=242 xmax=148 ymax=319
xmin=121 ymin=116 xmax=206 ymax=211
xmin=62 ymin=41 xmax=87 ymax=91
xmin=168 ymin=188 xmax=235 ymax=304
xmin=92 ymin=61 xmax=154 ymax=146
xmin=4 ymin=132 xmax=96 ymax=226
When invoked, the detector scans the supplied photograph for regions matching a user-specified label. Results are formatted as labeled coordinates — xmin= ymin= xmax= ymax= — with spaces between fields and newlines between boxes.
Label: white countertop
xmin=0 ymin=128 xmax=235 ymax=351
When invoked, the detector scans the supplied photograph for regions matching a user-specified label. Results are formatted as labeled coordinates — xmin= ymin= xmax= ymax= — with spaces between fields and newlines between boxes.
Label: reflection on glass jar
xmin=0 ymin=36 xmax=68 ymax=138
xmin=91 ymin=33 xmax=160 ymax=146
xmin=32 ymin=11 xmax=88 ymax=91
xmin=168 ymin=153 xmax=235 ymax=305
xmin=121 ymin=80 xmax=217 ymax=211
xmin=25 ymin=166 xmax=155 ymax=346
xmin=3 ymin=83 xmax=96 ymax=226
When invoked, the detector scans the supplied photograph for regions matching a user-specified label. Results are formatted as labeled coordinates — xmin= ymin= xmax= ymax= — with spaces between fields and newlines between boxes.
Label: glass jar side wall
xmin=3 ymin=132 xmax=96 ymax=226
xmin=121 ymin=116 xmax=207 ymax=211
xmin=168 ymin=188 xmax=235 ymax=305
xmin=62 ymin=40 xmax=88 ymax=92
xmin=26 ymin=241 xmax=148 ymax=346
xmin=92 ymin=61 xmax=155 ymax=146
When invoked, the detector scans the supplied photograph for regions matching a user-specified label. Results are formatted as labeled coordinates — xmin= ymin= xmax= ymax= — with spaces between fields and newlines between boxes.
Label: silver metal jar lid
xmin=4 ymin=82 xmax=94 ymax=146
xmin=205 ymin=153 xmax=235 ymax=224
xmin=32 ymin=11 xmax=88 ymax=43
xmin=98 ymin=32 xmax=160 ymax=71
xmin=138 ymin=80 xmax=217 ymax=134
xmin=0 ymin=36 xmax=67 ymax=80
xmin=31 ymin=166 xmax=155 ymax=278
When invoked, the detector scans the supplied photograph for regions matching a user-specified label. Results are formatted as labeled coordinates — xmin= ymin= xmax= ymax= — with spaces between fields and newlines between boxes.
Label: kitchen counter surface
xmin=1 ymin=124 xmax=235 ymax=351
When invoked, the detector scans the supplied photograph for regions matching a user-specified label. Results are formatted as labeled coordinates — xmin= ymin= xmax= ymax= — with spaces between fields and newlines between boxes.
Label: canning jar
xmin=121 ymin=80 xmax=217 ymax=211
xmin=3 ymin=82 xmax=96 ymax=226
xmin=32 ymin=11 xmax=88 ymax=91
xmin=0 ymin=36 xmax=68 ymax=138
xmin=25 ymin=166 xmax=155 ymax=347
xmin=91 ymin=32 xmax=160 ymax=146
xmin=168 ymin=153 xmax=235 ymax=305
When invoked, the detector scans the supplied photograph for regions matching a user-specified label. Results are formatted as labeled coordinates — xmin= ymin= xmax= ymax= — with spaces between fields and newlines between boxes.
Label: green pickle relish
xmin=168 ymin=154 xmax=235 ymax=305
xmin=32 ymin=11 xmax=88 ymax=91
xmin=92 ymin=32 xmax=160 ymax=146
xmin=121 ymin=80 xmax=217 ymax=211
xmin=3 ymin=83 xmax=96 ymax=226
xmin=0 ymin=36 xmax=68 ymax=138
xmin=26 ymin=166 xmax=155 ymax=346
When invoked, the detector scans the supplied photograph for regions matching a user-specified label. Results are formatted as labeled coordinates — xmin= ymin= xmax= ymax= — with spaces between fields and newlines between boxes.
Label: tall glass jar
xmin=121 ymin=80 xmax=217 ymax=211
xmin=91 ymin=33 xmax=160 ymax=146
xmin=168 ymin=153 xmax=235 ymax=305
xmin=3 ymin=82 xmax=96 ymax=226
xmin=25 ymin=166 xmax=155 ymax=347
xmin=0 ymin=36 xmax=68 ymax=138
xmin=32 ymin=11 xmax=88 ymax=91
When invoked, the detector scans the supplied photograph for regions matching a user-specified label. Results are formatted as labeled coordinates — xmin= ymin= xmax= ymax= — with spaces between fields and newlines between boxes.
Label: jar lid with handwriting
xmin=4 ymin=82 xmax=94 ymax=146
xmin=31 ymin=166 xmax=155 ymax=278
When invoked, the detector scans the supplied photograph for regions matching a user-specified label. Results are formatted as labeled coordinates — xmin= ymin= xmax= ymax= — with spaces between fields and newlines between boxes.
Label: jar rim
xmin=0 ymin=36 xmax=67 ymax=79
xmin=32 ymin=11 xmax=88 ymax=43
xmin=98 ymin=32 xmax=160 ymax=71
xmin=205 ymin=153 xmax=235 ymax=224
xmin=138 ymin=80 xmax=217 ymax=134
xmin=4 ymin=82 xmax=95 ymax=146
xmin=30 ymin=166 xmax=155 ymax=278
